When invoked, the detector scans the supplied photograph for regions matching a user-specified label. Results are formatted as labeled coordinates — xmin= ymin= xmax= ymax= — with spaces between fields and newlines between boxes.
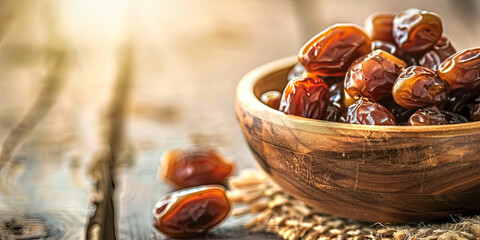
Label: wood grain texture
xmin=235 ymin=56 xmax=480 ymax=223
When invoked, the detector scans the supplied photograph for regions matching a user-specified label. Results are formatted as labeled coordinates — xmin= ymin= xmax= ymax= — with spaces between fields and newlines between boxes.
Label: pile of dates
xmin=153 ymin=148 xmax=234 ymax=238
xmin=261 ymin=8 xmax=480 ymax=126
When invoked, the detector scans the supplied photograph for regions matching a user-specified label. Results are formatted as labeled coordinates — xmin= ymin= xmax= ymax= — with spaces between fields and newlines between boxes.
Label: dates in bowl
xmin=259 ymin=8 xmax=480 ymax=126
xmin=236 ymin=8 xmax=480 ymax=224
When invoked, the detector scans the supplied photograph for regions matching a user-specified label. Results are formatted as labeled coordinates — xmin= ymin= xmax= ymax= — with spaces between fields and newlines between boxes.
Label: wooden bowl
xmin=235 ymin=56 xmax=480 ymax=223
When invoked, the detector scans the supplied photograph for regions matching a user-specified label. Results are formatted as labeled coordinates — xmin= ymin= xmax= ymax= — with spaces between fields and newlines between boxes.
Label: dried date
xmin=437 ymin=47 xmax=480 ymax=91
xmin=279 ymin=74 xmax=330 ymax=120
xmin=408 ymin=106 xmax=467 ymax=126
xmin=161 ymin=148 xmax=234 ymax=189
xmin=346 ymin=97 xmax=397 ymax=125
xmin=393 ymin=8 xmax=442 ymax=53
xmin=153 ymin=185 xmax=231 ymax=238
xmin=299 ymin=24 xmax=371 ymax=77
xmin=345 ymin=50 xmax=407 ymax=101
xmin=419 ymin=36 xmax=456 ymax=71
xmin=364 ymin=13 xmax=396 ymax=43
xmin=392 ymin=66 xmax=447 ymax=109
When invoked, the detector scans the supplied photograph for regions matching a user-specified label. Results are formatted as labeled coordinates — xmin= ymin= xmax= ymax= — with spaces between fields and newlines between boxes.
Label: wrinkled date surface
xmin=364 ymin=13 xmax=396 ymax=43
xmin=438 ymin=47 xmax=480 ymax=91
xmin=393 ymin=66 xmax=447 ymax=109
xmin=153 ymin=185 xmax=231 ymax=238
xmin=393 ymin=8 xmax=442 ymax=53
xmin=279 ymin=74 xmax=330 ymax=119
xmin=419 ymin=36 xmax=457 ymax=71
xmin=433 ymin=36 xmax=457 ymax=59
xmin=161 ymin=148 xmax=234 ymax=189
xmin=408 ymin=106 xmax=467 ymax=126
xmin=346 ymin=97 xmax=397 ymax=125
xmin=260 ymin=90 xmax=282 ymax=109
xmin=345 ymin=50 xmax=407 ymax=101
xmin=299 ymin=24 xmax=372 ymax=77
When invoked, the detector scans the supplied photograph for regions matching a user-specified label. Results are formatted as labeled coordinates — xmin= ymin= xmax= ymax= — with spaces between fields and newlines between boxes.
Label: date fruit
xmin=279 ymin=74 xmax=330 ymax=119
xmin=437 ymin=47 xmax=480 ymax=91
xmin=345 ymin=50 xmax=407 ymax=101
xmin=299 ymin=24 xmax=371 ymax=77
xmin=161 ymin=148 xmax=234 ymax=189
xmin=346 ymin=97 xmax=397 ymax=125
xmin=419 ymin=36 xmax=457 ymax=71
xmin=364 ymin=13 xmax=396 ymax=43
xmin=260 ymin=90 xmax=282 ymax=109
xmin=393 ymin=8 xmax=443 ymax=53
xmin=153 ymin=185 xmax=231 ymax=238
xmin=408 ymin=106 xmax=467 ymax=126
xmin=392 ymin=66 xmax=447 ymax=109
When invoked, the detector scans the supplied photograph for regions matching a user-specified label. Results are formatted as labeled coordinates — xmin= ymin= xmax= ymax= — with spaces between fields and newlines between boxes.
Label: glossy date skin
xmin=408 ymin=106 xmax=467 ymax=126
xmin=153 ymin=186 xmax=231 ymax=239
xmin=299 ymin=24 xmax=372 ymax=77
xmin=364 ymin=13 xmax=396 ymax=43
xmin=393 ymin=66 xmax=447 ymax=109
xmin=260 ymin=90 xmax=282 ymax=109
xmin=419 ymin=36 xmax=457 ymax=71
xmin=437 ymin=47 xmax=480 ymax=91
xmin=161 ymin=148 xmax=234 ymax=189
xmin=393 ymin=8 xmax=443 ymax=54
xmin=279 ymin=74 xmax=330 ymax=120
xmin=346 ymin=97 xmax=397 ymax=125
xmin=345 ymin=50 xmax=407 ymax=101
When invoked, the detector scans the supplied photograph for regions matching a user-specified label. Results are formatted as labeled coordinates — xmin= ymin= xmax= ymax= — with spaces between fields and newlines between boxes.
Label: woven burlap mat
xmin=229 ymin=170 xmax=480 ymax=240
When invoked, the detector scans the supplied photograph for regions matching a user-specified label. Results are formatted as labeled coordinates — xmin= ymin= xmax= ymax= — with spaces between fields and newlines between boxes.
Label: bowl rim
xmin=236 ymin=55 xmax=480 ymax=134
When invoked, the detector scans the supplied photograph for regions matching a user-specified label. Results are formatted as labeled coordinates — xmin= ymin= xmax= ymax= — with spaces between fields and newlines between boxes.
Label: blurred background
xmin=0 ymin=0 xmax=479 ymax=239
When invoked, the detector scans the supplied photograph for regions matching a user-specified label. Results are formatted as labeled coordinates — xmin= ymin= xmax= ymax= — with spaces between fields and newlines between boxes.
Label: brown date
xmin=419 ymin=50 xmax=444 ymax=71
xmin=161 ymin=148 xmax=234 ymax=189
xmin=287 ymin=62 xmax=307 ymax=82
xmin=364 ymin=13 xmax=396 ymax=43
xmin=437 ymin=47 xmax=480 ymax=91
xmin=260 ymin=90 xmax=282 ymax=109
xmin=345 ymin=50 xmax=407 ymax=101
xmin=392 ymin=66 xmax=447 ymax=109
xmin=299 ymin=24 xmax=372 ymax=77
xmin=279 ymin=74 xmax=330 ymax=120
xmin=346 ymin=97 xmax=397 ymax=125
xmin=419 ymin=36 xmax=457 ymax=71
xmin=393 ymin=8 xmax=442 ymax=53
xmin=153 ymin=185 xmax=231 ymax=238
xmin=433 ymin=36 xmax=457 ymax=60
xmin=408 ymin=106 xmax=467 ymax=126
